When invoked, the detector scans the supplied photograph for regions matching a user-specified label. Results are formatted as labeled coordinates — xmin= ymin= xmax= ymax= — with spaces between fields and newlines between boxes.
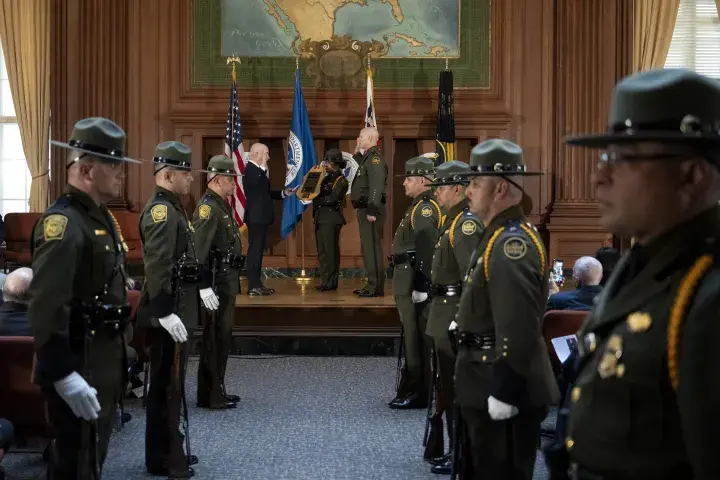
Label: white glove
xmin=53 ymin=372 xmax=101 ymax=421
xmin=449 ymin=320 xmax=458 ymax=332
xmin=199 ymin=288 xmax=220 ymax=311
xmin=411 ymin=290 xmax=428 ymax=304
xmin=158 ymin=314 xmax=188 ymax=343
xmin=487 ymin=395 xmax=519 ymax=420
xmin=126 ymin=277 xmax=136 ymax=290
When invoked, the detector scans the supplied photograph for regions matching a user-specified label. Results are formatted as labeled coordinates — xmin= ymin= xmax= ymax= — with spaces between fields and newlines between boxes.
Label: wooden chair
xmin=2 ymin=213 xmax=41 ymax=272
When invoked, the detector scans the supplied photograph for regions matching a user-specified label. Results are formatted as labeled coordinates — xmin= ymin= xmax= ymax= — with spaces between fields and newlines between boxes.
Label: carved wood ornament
xmin=292 ymin=34 xmax=389 ymax=88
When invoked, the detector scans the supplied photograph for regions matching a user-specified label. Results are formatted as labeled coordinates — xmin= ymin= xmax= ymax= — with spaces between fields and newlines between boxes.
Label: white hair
xmin=3 ymin=267 xmax=33 ymax=304
xmin=573 ymin=256 xmax=603 ymax=286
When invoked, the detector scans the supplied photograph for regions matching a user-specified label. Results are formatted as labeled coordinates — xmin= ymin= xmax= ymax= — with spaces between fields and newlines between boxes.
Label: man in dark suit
xmin=0 ymin=267 xmax=32 ymax=336
xmin=546 ymin=256 xmax=603 ymax=312
xmin=243 ymin=143 xmax=296 ymax=296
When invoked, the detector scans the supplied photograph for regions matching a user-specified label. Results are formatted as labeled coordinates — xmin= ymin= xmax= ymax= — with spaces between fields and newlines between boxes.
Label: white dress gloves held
xmin=199 ymin=288 xmax=220 ymax=311
xmin=411 ymin=291 xmax=428 ymax=304
xmin=488 ymin=395 xmax=519 ymax=420
xmin=53 ymin=372 xmax=101 ymax=421
xmin=158 ymin=313 xmax=188 ymax=343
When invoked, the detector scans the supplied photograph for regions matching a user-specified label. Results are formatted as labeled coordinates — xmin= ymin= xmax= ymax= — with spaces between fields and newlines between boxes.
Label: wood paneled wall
xmin=50 ymin=0 xmax=633 ymax=268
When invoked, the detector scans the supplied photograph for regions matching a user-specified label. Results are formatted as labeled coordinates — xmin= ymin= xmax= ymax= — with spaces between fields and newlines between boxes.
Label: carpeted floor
xmin=2 ymin=356 xmax=552 ymax=479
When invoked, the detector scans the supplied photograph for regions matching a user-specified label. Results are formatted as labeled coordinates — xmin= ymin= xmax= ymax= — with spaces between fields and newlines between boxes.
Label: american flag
xmin=225 ymin=77 xmax=247 ymax=230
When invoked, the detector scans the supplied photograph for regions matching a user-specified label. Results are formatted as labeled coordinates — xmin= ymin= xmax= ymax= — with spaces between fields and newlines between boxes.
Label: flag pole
xmin=294 ymin=55 xmax=312 ymax=284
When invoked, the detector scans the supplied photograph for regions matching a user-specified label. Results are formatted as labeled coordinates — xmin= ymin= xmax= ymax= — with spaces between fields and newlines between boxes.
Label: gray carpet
xmin=2 ymin=356 xmax=552 ymax=479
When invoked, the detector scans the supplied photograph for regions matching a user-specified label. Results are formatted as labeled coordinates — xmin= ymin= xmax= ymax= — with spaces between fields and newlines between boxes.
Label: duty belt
xmin=351 ymin=195 xmax=387 ymax=209
xmin=221 ymin=252 xmax=246 ymax=269
xmin=388 ymin=251 xmax=415 ymax=268
xmin=457 ymin=331 xmax=495 ymax=350
xmin=429 ymin=284 xmax=462 ymax=297
xmin=176 ymin=262 xmax=201 ymax=283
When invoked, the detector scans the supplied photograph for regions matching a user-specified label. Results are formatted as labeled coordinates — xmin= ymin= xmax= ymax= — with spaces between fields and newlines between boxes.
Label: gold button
xmin=482 ymin=355 xmax=487 ymax=361
xmin=571 ymin=387 xmax=581 ymax=403
xmin=504 ymin=337 xmax=509 ymax=342
xmin=105 ymin=245 xmax=110 ymax=251
xmin=616 ymin=364 xmax=625 ymax=378
xmin=442 ymin=299 xmax=447 ymax=304
xmin=566 ymin=438 xmax=574 ymax=450
xmin=502 ymin=352 xmax=508 ymax=357
xmin=503 ymin=345 xmax=508 ymax=350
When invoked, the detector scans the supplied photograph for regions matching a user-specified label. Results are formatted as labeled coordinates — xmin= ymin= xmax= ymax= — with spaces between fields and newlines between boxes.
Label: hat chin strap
xmin=501 ymin=176 xmax=526 ymax=196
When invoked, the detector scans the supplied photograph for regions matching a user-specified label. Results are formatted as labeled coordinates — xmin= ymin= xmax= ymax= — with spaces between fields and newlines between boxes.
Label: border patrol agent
xmin=389 ymin=156 xmax=442 ymax=409
xmin=313 ymin=149 xmax=349 ymax=291
xmin=194 ymin=155 xmax=244 ymax=410
xmin=350 ymin=128 xmax=388 ymax=297
xmin=453 ymin=140 xmax=558 ymax=479
xmin=546 ymin=69 xmax=720 ymax=480
xmin=29 ymin=117 xmax=140 ymax=479
xmin=137 ymin=141 xmax=206 ymax=478
xmin=423 ymin=160 xmax=484 ymax=474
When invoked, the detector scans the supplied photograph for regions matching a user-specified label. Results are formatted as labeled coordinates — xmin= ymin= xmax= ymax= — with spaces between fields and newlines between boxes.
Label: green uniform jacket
xmin=192 ymin=188 xmax=243 ymax=295
xmin=392 ymin=192 xmax=442 ymax=292
xmin=137 ymin=186 xmax=199 ymax=329
xmin=350 ymin=146 xmax=388 ymax=217
xmin=312 ymin=171 xmax=349 ymax=225
xmin=454 ymin=204 xmax=558 ymax=409
xmin=566 ymin=206 xmax=720 ymax=479
xmin=427 ymin=199 xmax=483 ymax=339
xmin=28 ymin=186 xmax=127 ymax=388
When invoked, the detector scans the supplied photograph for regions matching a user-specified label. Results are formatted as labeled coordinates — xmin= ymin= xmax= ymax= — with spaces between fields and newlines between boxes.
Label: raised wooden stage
xmin=232 ymin=278 xmax=399 ymax=338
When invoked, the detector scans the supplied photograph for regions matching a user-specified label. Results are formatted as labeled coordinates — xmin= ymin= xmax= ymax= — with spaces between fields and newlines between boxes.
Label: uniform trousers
xmin=245 ymin=222 xmax=269 ymax=290
xmin=356 ymin=209 xmax=384 ymax=294
xmin=315 ymin=222 xmax=342 ymax=287
xmin=197 ymin=287 xmax=236 ymax=405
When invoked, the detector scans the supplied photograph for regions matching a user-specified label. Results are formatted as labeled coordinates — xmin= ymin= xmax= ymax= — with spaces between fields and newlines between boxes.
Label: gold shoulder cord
xmin=332 ymin=176 xmax=343 ymax=189
xmin=520 ymin=224 xmax=546 ymax=273
xmin=667 ymin=254 xmax=713 ymax=390
xmin=108 ymin=210 xmax=129 ymax=253
xmin=448 ymin=210 xmax=466 ymax=249
xmin=483 ymin=227 xmax=506 ymax=280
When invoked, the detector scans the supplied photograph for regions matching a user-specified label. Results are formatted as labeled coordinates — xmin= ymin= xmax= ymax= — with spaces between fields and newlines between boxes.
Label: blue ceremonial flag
xmin=281 ymin=69 xmax=317 ymax=239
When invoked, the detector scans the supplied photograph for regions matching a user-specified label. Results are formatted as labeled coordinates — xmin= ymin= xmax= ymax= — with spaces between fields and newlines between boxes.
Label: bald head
xmin=249 ymin=143 xmax=270 ymax=168
xmin=3 ymin=267 xmax=32 ymax=304
xmin=357 ymin=127 xmax=379 ymax=150
xmin=573 ymin=256 xmax=603 ymax=286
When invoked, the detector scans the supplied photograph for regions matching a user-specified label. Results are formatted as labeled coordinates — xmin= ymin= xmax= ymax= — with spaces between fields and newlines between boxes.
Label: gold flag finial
xmin=296 ymin=55 xmax=299 ymax=70
xmin=226 ymin=56 xmax=241 ymax=82
xmin=445 ymin=57 xmax=449 ymax=70
xmin=367 ymin=53 xmax=371 ymax=70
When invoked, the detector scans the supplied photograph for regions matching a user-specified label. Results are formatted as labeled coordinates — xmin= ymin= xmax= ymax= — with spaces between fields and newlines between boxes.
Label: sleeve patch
xmin=150 ymin=204 xmax=168 ymax=223
xmin=43 ymin=214 xmax=68 ymax=241
xmin=503 ymin=237 xmax=528 ymax=260
xmin=198 ymin=204 xmax=211 ymax=219
xmin=372 ymin=156 xmax=380 ymax=165
xmin=421 ymin=206 xmax=433 ymax=217
xmin=461 ymin=220 xmax=477 ymax=236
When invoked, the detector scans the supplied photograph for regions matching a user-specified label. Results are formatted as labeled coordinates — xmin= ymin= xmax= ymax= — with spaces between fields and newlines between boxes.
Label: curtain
xmin=633 ymin=0 xmax=681 ymax=71
xmin=0 ymin=0 xmax=51 ymax=212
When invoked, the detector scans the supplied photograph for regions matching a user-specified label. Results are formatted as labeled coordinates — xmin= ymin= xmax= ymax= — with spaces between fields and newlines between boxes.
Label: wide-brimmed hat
xmin=396 ymin=156 xmax=435 ymax=178
xmin=153 ymin=141 xmax=192 ymax=172
xmin=428 ymin=160 xmax=470 ymax=186
xmin=462 ymin=139 xmax=543 ymax=176
xmin=199 ymin=155 xmax=242 ymax=176
xmin=51 ymin=117 xmax=141 ymax=164
xmin=323 ymin=148 xmax=347 ymax=166
xmin=566 ymin=68 xmax=720 ymax=148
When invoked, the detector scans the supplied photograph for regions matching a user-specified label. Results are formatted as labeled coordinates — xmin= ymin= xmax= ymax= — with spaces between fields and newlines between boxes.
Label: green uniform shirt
xmin=392 ymin=191 xmax=442 ymax=291
xmin=350 ymin=146 xmax=388 ymax=217
xmin=192 ymin=188 xmax=243 ymax=294
xmin=28 ymin=185 xmax=127 ymax=387
xmin=565 ymin=206 xmax=720 ymax=478
xmin=312 ymin=171 xmax=349 ymax=225
xmin=426 ymin=199 xmax=483 ymax=338
xmin=138 ymin=186 xmax=198 ymax=328
xmin=454 ymin=204 xmax=559 ymax=409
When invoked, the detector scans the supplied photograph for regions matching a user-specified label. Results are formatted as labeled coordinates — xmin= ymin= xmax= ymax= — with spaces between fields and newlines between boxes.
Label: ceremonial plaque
xmin=297 ymin=164 xmax=328 ymax=201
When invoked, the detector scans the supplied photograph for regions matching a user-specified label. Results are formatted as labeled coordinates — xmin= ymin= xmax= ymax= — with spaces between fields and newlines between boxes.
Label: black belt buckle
xmin=429 ymin=284 xmax=461 ymax=297
xmin=94 ymin=302 xmax=131 ymax=333
xmin=457 ymin=331 xmax=495 ymax=350
xmin=177 ymin=262 xmax=201 ymax=282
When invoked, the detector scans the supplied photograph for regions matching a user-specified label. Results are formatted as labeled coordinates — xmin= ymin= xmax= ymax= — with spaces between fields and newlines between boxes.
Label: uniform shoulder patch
xmin=150 ymin=204 xmax=168 ymax=223
xmin=372 ymin=156 xmax=380 ymax=165
xmin=421 ymin=205 xmax=433 ymax=217
xmin=502 ymin=236 xmax=528 ymax=260
xmin=461 ymin=220 xmax=477 ymax=236
xmin=43 ymin=214 xmax=68 ymax=241
xmin=198 ymin=204 xmax=211 ymax=219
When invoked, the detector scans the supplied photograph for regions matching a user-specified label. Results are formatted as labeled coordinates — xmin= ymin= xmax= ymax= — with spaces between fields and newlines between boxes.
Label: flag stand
xmin=295 ymin=217 xmax=312 ymax=283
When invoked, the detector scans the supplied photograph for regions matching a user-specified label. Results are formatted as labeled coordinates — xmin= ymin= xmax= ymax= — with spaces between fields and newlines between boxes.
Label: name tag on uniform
xmin=95 ymin=229 xmax=108 ymax=236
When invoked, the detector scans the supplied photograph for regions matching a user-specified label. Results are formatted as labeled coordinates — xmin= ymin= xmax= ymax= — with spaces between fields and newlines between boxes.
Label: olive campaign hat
xmin=396 ymin=156 xmax=435 ymax=177
xmin=462 ymin=139 xmax=543 ymax=177
xmin=566 ymin=68 xmax=720 ymax=148
xmin=153 ymin=141 xmax=192 ymax=172
xmin=51 ymin=117 xmax=141 ymax=164
xmin=428 ymin=160 xmax=470 ymax=186
xmin=323 ymin=148 xmax=347 ymax=166
xmin=199 ymin=155 xmax=242 ymax=176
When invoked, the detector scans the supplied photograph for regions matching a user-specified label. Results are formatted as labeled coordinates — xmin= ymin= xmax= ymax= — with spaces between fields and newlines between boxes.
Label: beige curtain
xmin=633 ymin=0 xmax=681 ymax=71
xmin=0 ymin=0 xmax=50 ymax=212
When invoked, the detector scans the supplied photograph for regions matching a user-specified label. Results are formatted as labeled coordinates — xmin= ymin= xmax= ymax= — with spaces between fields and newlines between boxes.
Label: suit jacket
xmin=243 ymin=161 xmax=283 ymax=225
xmin=0 ymin=301 xmax=29 ymax=336
xmin=546 ymin=285 xmax=603 ymax=311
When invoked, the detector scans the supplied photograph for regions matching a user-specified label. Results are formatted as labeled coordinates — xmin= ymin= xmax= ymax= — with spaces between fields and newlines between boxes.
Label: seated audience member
xmin=546 ymin=256 xmax=603 ymax=311
xmin=0 ymin=267 xmax=32 ymax=336
xmin=0 ymin=273 xmax=6 ymax=307
xmin=594 ymin=246 xmax=620 ymax=286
